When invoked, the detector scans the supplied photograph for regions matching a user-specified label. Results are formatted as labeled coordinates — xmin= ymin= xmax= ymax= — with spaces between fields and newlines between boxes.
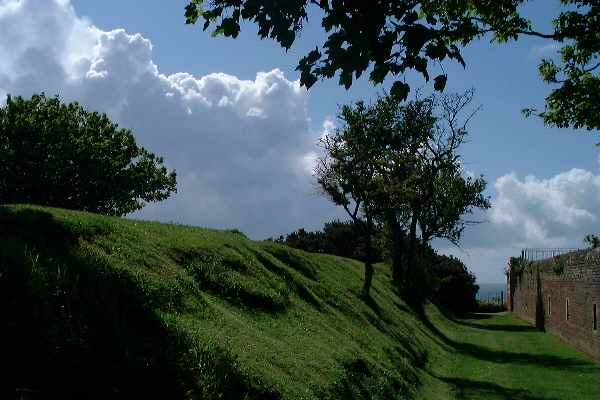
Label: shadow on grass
xmin=461 ymin=313 xmax=493 ymax=320
xmin=316 ymin=356 xmax=416 ymax=400
xmin=0 ymin=207 xmax=281 ymax=400
xmin=417 ymin=311 xmax=594 ymax=373
xmin=452 ymin=319 xmax=539 ymax=333
xmin=438 ymin=307 xmax=535 ymax=333
xmin=363 ymin=292 xmax=384 ymax=317
xmin=434 ymin=375 xmax=560 ymax=400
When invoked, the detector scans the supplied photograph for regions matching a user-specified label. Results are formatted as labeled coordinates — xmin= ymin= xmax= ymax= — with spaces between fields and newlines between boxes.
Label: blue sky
xmin=73 ymin=0 xmax=599 ymax=178
xmin=2 ymin=0 xmax=599 ymax=283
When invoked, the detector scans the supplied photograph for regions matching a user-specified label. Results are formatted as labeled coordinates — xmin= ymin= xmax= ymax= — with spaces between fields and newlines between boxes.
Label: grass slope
xmin=2 ymin=205 xmax=599 ymax=399
xmin=1 ymin=204 xmax=429 ymax=399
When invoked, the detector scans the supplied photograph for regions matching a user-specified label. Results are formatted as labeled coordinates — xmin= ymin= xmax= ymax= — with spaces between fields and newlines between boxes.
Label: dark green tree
xmin=274 ymin=227 xmax=326 ymax=254
xmin=273 ymin=220 xmax=385 ymax=262
xmin=523 ymin=1 xmax=600 ymax=131
xmin=317 ymin=91 xmax=489 ymax=291
xmin=322 ymin=219 xmax=385 ymax=262
xmin=384 ymin=90 xmax=490 ymax=289
xmin=429 ymin=253 xmax=478 ymax=313
xmin=315 ymin=101 xmax=382 ymax=297
xmin=0 ymin=93 xmax=177 ymax=216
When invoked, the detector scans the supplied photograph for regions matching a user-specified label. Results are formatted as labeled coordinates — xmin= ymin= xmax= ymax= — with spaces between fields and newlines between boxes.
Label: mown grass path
xmin=420 ymin=312 xmax=600 ymax=399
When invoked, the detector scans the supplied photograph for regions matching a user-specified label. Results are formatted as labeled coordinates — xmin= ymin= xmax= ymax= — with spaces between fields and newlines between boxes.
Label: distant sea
xmin=476 ymin=282 xmax=506 ymax=301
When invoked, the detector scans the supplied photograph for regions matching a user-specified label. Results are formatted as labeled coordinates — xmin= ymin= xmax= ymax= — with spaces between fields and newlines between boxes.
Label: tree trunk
xmin=406 ymin=213 xmax=418 ymax=287
xmin=386 ymin=211 xmax=404 ymax=285
xmin=361 ymin=214 xmax=375 ymax=298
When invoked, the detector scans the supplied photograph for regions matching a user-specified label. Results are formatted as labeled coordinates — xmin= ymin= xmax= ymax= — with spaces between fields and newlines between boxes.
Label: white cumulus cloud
xmin=442 ymin=168 xmax=600 ymax=282
xmin=0 ymin=0 xmax=342 ymax=237
xmin=3 ymin=0 xmax=597 ymax=284
xmin=490 ymin=169 xmax=600 ymax=247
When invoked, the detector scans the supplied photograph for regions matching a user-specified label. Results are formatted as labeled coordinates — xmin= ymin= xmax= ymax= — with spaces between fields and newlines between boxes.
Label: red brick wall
xmin=509 ymin=248 xmax=600 ymax=361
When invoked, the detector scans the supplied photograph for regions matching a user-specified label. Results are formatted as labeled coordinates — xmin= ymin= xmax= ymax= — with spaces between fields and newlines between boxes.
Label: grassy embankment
xmin=1 ymin=204 xmax=599 ymax=399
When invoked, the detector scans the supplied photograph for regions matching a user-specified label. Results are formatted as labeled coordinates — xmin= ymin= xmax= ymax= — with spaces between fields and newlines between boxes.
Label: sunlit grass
xmin=420 ymin=311 xmax=600 ymax=400
xmin=1 ymin=204 xmax=426 ymax=399
xmin=2 ymin=204 xmax=599 ymax=399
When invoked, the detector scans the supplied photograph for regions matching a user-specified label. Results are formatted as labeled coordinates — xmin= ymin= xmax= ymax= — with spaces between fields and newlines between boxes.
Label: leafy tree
xmin=509 ymin=256 xmax=528 ymax=274
xmin=317 ymin=91 xmax=489 ymax=292
xmin=186 ymin=1 xmax=598 ymax=131
xmin=412 ymin=91 xmax=490 ymax=244
xmin=315 ymin=101 xmax=382 ymax=297
xmin=0 ymin=93 xmax=177 ymax=216
xmin=523 ymin=1 xmax=600 ymax=131
xmin=185 ymin=0 xmax=528 ymax=99
xmin=273 ymin=220 xmax=385 ymax=262
xmin=322 ymin=220 xmax=384 ymax=262
xmin=429 ymin=253 xmax=478 ymax=313
xmin=366 ymin=93 xmax=437 ymax=284
xmin=383 ymin=91 xmax=489 ymax=289
xmin=273 ymin=228 xmax=325 ymax=254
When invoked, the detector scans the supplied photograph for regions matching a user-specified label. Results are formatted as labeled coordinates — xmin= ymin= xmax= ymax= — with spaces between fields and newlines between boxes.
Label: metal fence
xmin=476 ymin=290 xmax=505 ymax=305
xmin=520 ymin=248 xmax=582 ymax=262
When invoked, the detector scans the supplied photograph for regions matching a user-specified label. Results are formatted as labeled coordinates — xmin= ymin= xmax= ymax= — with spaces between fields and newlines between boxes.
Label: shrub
xmin=271 ymin=220 xmax=385 ymax=262
xmin=509 ymin=257 xmax=528 ymax=274
xmin=552 ymin=256 xmax=566 ymax=275
xmin=429 ymin=254 xmax=478 ymax=313
xmin=476 ymin=301 xmax=507 ymax=313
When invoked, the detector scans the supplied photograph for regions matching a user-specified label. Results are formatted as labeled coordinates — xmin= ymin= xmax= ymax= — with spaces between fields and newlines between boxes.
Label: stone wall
xmin=509 ymin=248 xmax=600 ymax=360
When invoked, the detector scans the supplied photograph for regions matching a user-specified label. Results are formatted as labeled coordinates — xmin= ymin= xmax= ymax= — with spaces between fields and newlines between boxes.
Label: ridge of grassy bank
xmin=1 ymin=204 xmax=436 ymax=399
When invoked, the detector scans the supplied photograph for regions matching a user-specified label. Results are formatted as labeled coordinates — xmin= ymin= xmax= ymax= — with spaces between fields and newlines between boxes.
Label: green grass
xmin=2 ymin=204 xmax=599 ymax=399
xmin=0 ymin=204 xmax=428 ymax=399
xmin=419 ymin=311 xmax=600 ymax=400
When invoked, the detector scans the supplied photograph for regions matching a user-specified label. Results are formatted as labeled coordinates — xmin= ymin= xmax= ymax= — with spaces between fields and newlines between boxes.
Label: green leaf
xmin=390 ymin=81 xmax=410 ymax=101
xmin=521 ymin=108 xmax=535 ymax=118
xmin=211 ymin=26 xmax=225 ymax=37
xmin=433 ymin=75 xmax=447 ymax=92
xmin=184 ymin=4 xmax=199 ymax=24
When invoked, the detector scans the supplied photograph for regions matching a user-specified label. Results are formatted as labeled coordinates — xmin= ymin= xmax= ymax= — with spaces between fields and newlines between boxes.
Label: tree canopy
xmin=272 ymin=220 xmax=386 ymax=262
xmin=0 ymin=93 xmax=177 ymax=216
xmin=185 ymin=0 xmax=599 ymax=131
xmin=316 ymin=101 xmax=381 ymax=297
xmin=316 ymin=91 xmax=489 ymax=290
xmin=524 ymin=1 xmax=600 ymax=131
xmin=185 ymin=0 xmax=527 ymax=100
xmin=411 ymin=90 xmax=490 ymax=246
xmin=272 ymin=219 xmax=479 ymax=312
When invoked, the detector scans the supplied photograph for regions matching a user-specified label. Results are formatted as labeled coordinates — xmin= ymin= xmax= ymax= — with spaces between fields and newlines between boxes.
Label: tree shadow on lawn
xmin=416 ymin=311 xmax=595 ymax=373
xmin=439 ymin=308 xmax=538 ymax=333
xmin=433 ymin=375 xmax=561 ymax=400
xmin=460 ymin=313 xmax=492 ymax=320
xmin=452 ymin=319 xmax=539 ymax=333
